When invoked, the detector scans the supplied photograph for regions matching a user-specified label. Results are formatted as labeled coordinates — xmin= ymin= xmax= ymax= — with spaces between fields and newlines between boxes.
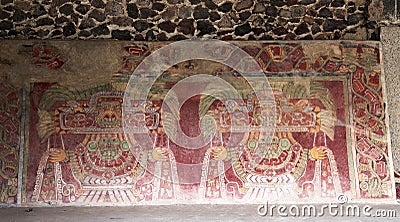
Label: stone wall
xmin=382 ymin=0 xmax=400 ymax=21
xmin=0 ymin=0 xmax=381 ymax=40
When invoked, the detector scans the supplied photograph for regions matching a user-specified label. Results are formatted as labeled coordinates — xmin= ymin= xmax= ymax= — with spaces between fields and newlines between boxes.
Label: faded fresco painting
xmin=19 ymin=41 xmax=395 ymax=206
xmin=0 ymin=83 xmax=21 ymax=205
xmin=0 ymin=40 xmax=395 ymax=206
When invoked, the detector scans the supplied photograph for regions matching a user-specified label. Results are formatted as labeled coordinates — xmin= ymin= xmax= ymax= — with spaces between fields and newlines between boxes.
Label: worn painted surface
xmin=0 ymin=40 xmax=395 ymax=206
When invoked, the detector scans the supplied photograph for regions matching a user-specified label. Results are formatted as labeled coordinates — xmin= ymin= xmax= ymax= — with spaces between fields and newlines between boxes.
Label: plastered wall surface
xmin=0 ymin=40 xmax=395 ymax=206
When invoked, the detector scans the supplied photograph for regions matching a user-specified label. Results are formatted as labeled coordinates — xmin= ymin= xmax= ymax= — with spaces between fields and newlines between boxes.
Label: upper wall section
xmin=0 ymin=0 xmax=381 ymax=40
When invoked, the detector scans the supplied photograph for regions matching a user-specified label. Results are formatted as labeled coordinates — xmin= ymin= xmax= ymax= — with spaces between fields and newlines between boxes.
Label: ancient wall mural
xmin=0 ymin=83 xmax=21 ymax=205
xmin=0 ymin=40 xmax=396 ymax=206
